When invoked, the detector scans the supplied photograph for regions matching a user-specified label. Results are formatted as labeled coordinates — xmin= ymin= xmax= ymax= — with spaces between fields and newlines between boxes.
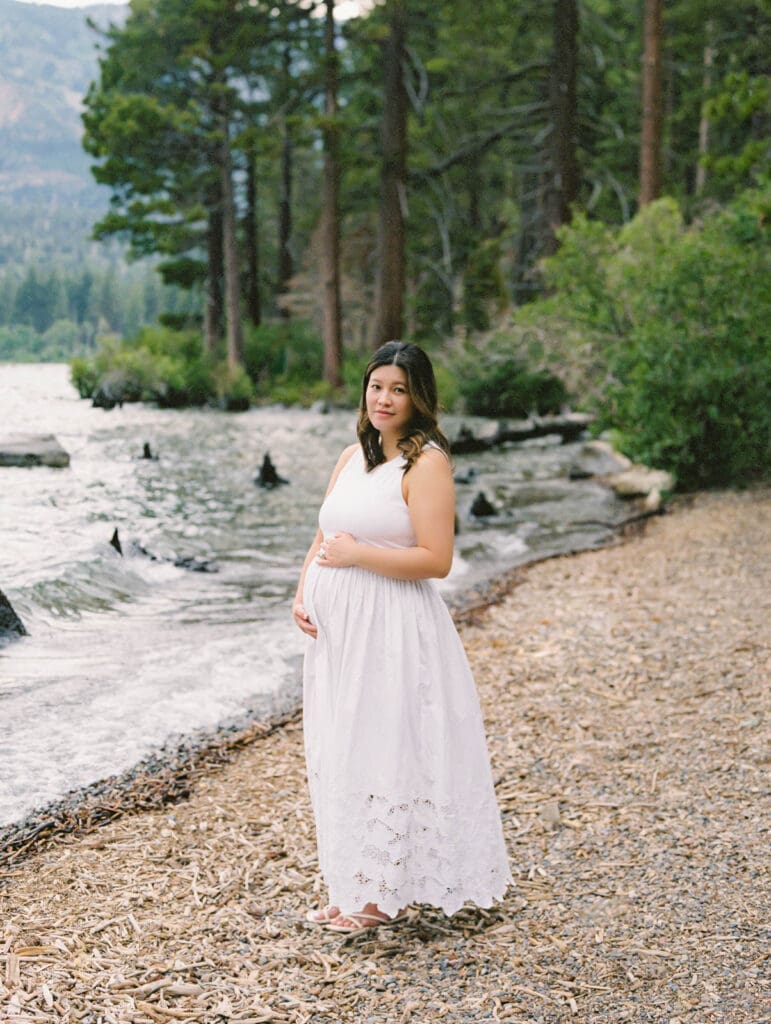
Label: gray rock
xmin=0 ymin=434 xmax=70 ymax=468
xmin=568 ymin=440 xmax=632 ymax=479
xmin=608 ymin=467 xmax=674 ymax=498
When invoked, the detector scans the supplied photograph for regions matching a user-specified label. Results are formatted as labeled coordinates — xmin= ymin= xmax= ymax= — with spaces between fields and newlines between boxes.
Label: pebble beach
xmin=1 ymin=488 xmax=768 ymax=1023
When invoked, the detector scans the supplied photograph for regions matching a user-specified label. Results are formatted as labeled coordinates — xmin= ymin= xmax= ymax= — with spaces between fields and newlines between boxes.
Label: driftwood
xmin=255 ymin=453 xmax=290 ymax=488
xmin=108 ymin=529 xmax=219 ymax=573
xmin=450 ymin=413 xmax=593 ymax=454
xmin=0 ymin=587 xmax=27 ymax=638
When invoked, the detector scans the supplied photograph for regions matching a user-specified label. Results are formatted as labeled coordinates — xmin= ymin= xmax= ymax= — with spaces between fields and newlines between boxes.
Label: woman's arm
xmin=320 ymin=448 xmax=455 ymax=580
xmin=292 ymin=443 xmax=359 ymax=637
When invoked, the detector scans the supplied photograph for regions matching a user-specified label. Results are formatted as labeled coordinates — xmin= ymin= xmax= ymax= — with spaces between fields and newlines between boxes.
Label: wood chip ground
xmin=1 ymin=488 xmax=768 ymax=1023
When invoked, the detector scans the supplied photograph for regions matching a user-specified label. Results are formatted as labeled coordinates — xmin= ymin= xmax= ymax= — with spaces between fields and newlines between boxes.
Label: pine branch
xmin=439 ymin=60 xmax=550 ymax=99
xmin=415 ymin=104 xmax=550 ymax=178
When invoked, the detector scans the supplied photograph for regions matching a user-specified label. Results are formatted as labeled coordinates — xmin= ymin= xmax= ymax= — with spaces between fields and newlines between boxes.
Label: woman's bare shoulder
xmin=415 ymin=444 xmax=451 ymax=469
xmin=323 ymin=443 xmax=360 ymax=497
xmin=338 ymin=442 xmax=360 ymax=466
xmin=408 ymin=444 xmax=453 ymax=486
xmin=330 ymin=442 xmax=360 ymax=475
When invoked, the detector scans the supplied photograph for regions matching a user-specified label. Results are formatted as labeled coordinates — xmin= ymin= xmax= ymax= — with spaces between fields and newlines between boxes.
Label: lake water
xmin=0 ymin=363 xmax=627 ymax=826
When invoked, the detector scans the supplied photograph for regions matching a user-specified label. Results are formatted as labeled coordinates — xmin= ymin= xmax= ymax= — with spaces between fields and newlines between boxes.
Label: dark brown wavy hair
xmin=357 ymin=341 xmax=451 ymax=472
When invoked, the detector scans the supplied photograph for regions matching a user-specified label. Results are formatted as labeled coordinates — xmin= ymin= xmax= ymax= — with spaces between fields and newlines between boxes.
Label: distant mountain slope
xmin=0 ymin=0 xmax=127 ymax=196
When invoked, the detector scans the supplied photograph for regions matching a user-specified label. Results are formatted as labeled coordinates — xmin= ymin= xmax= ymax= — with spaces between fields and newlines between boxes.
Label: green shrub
xmin=266 ymin=378 xmax=337 ymax=407
xmin=600 ymin=192 xmax=770 ymax=488
xmin=109 ymin=346 xmax=163 ymax=401
xmin=534 ymin=186 xmax=771 ymax=488
xmin=433 ymin=362 xmax=460 ymax=413
xmin=70 ymin=356 xmax=100 ymax=397
xmin=457 ymin=352 xmax=568 ymax=418
xmin=214 ymin=362 xmax=254 ymax=411
xmin=69 ymin=326 xmax=215 ymax=406
xmin=243 ymin=320 xmax=324 ymax=393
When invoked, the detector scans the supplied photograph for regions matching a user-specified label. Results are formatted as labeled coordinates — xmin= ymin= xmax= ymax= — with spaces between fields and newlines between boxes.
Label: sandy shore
xmin=1 ymin=488 xmax=768 ymax=1023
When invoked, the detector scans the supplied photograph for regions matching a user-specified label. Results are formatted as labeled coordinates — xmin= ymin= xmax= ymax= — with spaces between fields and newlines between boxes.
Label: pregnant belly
xmin=303 ymin=559 xmax=343 ymax=634
xmin=304 ymin=559 xmax=438 ymax=641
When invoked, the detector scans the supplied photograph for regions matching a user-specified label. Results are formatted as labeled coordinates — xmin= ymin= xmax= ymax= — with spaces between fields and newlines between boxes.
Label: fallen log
xmin=450 ymin=413 xmax=593 ymax=454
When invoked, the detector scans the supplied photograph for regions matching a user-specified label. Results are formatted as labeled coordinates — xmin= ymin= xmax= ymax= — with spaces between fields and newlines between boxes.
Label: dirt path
xmin=2 ymin=488 xmax=768 ymax=1023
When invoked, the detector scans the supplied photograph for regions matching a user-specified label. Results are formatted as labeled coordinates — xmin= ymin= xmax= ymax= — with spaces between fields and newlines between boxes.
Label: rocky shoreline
xmin=1 ymin=487 xmax=768 ymax=1023
xmin=0 ymin=460 xmax=651 ymax=860
xmin=0 ymin=490 xmax=655 ymax=869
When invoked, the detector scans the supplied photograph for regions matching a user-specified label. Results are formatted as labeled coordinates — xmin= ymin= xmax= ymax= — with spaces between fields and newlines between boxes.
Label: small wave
xmin=15 ymin=549 xmax=153 ymax=622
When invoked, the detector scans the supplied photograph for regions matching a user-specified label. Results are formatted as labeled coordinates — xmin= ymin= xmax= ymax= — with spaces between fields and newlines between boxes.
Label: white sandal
xmin=305 ymin=904 xmax=340 ymax=925
xmin=326 ymin=910 xmax=408 ymax=935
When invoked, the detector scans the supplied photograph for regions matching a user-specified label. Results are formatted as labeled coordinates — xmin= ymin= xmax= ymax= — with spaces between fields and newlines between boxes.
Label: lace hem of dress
xmin=311 ymin=786 xmax=513 ymax=919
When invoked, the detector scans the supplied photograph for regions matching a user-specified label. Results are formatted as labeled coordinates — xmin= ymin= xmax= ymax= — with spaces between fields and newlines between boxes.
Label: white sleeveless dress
xmin=302 ymin=445 xmax=512 ymax=918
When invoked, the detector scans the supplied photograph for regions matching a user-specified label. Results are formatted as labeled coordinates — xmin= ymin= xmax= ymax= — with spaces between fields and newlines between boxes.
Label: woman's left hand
xmin=316 ymin=532 xmax=359 ymax=568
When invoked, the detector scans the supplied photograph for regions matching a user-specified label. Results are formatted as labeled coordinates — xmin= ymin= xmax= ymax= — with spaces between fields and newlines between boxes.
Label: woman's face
xmin=365 ymin=363 xmax=413 ymax=438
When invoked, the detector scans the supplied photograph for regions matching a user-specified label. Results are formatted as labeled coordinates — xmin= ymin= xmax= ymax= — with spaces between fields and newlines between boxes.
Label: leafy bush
xmin=69 ymin=326 xmax=215 ymax=406
xmin=536 ymin=187 xmax=771 ymax=488
xmin=214 ymin=363 xmax=254 ymax=411
xmin=432 ymin=362 xmax=460 ymax=413
xmin=243 ymin=320 xmax=324 ymax=394
xmin=70 ymin=355 xmax=100 ymax=398
xmin=131 ymin=326 xmax=214 ymax=406
xmin=266 ymin=378 xmax=337 ymax=407
xmin=457 ymin=351 xmax=568 ymax=418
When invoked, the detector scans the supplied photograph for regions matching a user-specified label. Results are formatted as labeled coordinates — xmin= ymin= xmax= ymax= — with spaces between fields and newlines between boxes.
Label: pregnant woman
xmin=292 ymin=341 xmax=512 ymax=935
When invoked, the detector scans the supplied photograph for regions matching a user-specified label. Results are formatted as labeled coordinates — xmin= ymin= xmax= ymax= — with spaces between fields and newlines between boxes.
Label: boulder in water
xmin=0 ymin=588 xmax=27 ymax=639
xmin=0 ymin=434 xmax=70 ymax=468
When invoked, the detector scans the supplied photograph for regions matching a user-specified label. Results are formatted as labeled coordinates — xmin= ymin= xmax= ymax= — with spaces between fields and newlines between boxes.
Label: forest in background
xmin=2 ymin=0 xmax=769 ymax=488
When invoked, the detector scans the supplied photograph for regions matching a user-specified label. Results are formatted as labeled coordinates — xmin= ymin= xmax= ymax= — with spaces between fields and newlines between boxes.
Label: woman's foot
xmin=305 ymin=904 xmax=341 ymax=925
xmin=326 ymin=902 xmax=408 ymax=934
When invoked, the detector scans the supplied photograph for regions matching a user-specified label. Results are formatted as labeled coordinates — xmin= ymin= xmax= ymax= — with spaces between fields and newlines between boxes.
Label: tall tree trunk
xmin=372 ymin=0 xmax=407 ymax=348
xmin=695 ymin=23 xmax=714 ymax=195
xmin=321 ymin=0 xmax=343 ymax=389
xmin=639 ymin=0 xmax=663 ymax=207
xmin=204 ymin=201 xmax=224 ymax=354
xmin=277 ymin=116 xmax=293 ymax=317
xmin=277 ymin=48 xmax=294 ymax=319
xmin=244 ymin=145 xmax=261 ymax=327
xmin=221 ymin=115 xmax=243 ymax=370
xmin=513 ymin=171 xmax=541 ymax=305
xmin=544 ymin=0 xmax=579 ymax=253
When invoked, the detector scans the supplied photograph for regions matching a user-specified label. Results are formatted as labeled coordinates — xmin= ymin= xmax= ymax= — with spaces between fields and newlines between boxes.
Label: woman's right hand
xmin=292 ymin=602 xmax=317 ymax=638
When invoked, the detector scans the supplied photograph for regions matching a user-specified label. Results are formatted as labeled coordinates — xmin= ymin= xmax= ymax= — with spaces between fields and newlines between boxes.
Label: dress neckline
xmin=357 ymin=445 xmax=404 ymax=467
